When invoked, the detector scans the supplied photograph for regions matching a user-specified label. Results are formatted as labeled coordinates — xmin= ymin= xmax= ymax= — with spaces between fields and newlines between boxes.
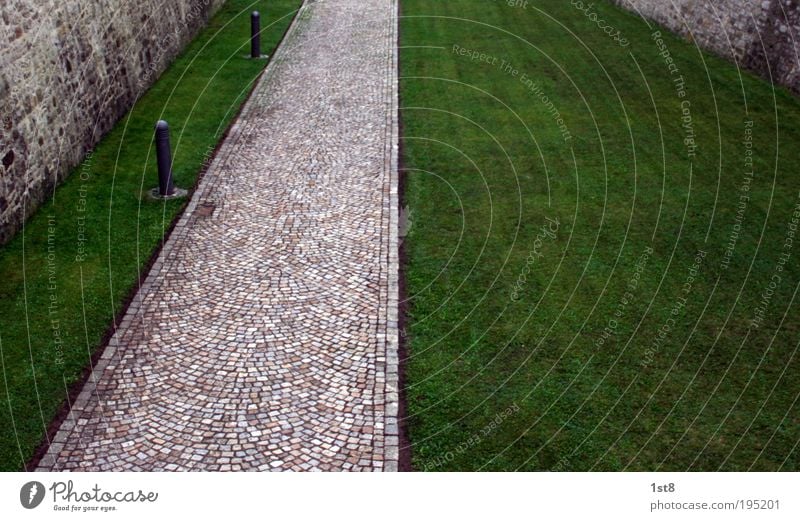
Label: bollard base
xmin=147 ymin=187 xmax=188 ymax=200
xmin=246 ymin=54 xmax=270 ymax=60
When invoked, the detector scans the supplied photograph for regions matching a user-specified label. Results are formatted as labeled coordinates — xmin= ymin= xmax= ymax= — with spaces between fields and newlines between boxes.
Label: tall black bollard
xmin=251 ymin=11 xmax=261 ymax=58
xmin=154 ymin=120 xmax=175 ymax=197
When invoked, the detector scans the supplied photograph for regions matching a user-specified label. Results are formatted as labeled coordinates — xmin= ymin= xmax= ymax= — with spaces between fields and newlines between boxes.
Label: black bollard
xmin=251 ymin=11 xmax=261 ymax=58
xmin=154 ymin=120 xmax=175 ymax=197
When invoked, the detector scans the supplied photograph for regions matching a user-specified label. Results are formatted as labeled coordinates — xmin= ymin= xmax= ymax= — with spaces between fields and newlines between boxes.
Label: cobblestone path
xmin=38 ymin=0 xmax=400 ymax=471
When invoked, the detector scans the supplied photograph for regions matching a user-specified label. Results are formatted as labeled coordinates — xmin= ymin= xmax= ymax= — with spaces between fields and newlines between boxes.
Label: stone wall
xmin=612 ymin=0 xmax=800 ymax=92
xmin=0 ymin=0 xmax=225 ymax=245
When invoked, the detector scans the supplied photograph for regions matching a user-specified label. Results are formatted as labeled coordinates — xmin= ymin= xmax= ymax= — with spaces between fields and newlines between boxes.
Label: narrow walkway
xmin=38 ymin=0 xmax=400 ymax=471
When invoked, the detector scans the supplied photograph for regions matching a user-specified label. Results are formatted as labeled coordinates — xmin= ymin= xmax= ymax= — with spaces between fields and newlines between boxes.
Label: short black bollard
xmin=250 ymin=11 xmax=261 ymax=58
xmin=154 ymin=120 xmax=175 ymax=197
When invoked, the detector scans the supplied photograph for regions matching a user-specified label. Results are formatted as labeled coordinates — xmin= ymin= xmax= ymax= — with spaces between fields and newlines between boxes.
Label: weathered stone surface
xmin=613 ymin=0 xmax=800 ymax=93
xmin=0 ymin=0 xmax=225 ymax=245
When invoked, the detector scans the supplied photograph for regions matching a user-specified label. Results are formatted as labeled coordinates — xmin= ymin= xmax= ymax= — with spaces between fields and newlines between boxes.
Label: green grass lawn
xmin=400 ymin=0 xmax=800 ymax=470
xmin=0 ymin=0 xmax=302 ymax=471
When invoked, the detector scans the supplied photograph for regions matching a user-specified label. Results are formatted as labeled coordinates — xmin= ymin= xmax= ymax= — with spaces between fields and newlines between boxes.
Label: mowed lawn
xmin=400 ymin=0 xmax=800 ymax=470
xmin=0 ymin=0 xmax=302 ymax=470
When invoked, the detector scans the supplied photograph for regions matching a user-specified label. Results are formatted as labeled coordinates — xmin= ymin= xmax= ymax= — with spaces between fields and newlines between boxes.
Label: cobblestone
xmin=37 ymin=0 xmax=400 ymax=472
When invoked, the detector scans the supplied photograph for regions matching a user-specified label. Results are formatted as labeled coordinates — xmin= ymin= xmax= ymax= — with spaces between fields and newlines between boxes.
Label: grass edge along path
xmin=0 ymin=0 xmax=303 ymax=471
